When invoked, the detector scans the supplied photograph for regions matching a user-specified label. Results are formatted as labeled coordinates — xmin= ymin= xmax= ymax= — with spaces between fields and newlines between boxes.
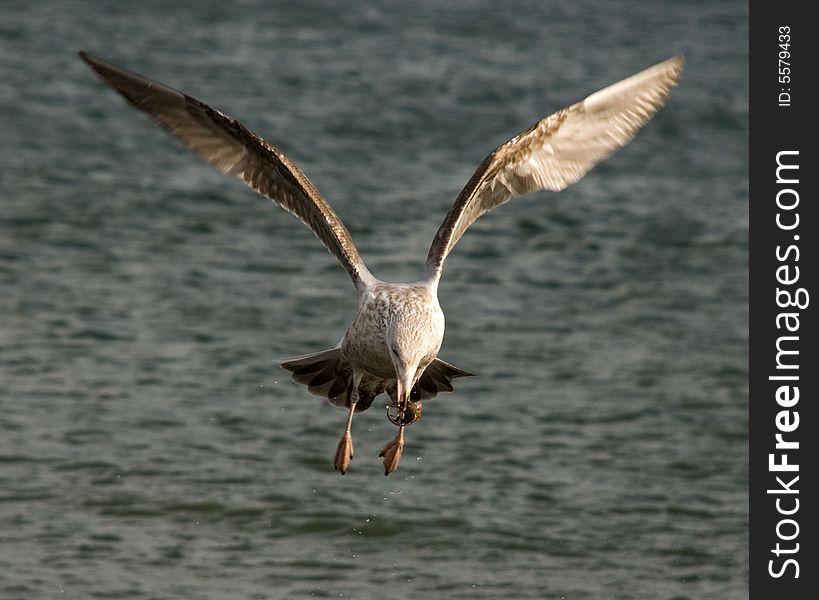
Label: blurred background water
xmin=0 ymin=1 xmax=747 ymax=598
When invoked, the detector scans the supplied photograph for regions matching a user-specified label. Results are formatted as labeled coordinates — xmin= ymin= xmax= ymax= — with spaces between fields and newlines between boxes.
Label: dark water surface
xmin=1 ymin=1 xmax=748 ymax=598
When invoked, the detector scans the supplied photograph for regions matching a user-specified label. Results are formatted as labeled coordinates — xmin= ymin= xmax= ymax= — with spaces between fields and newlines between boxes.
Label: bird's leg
xmin=379 ymin=377 xmax=415 ymax=476
xmin=334 ymin=372 xmax=362 ymax=474
xmin=333 ymin=401 xmax=356 ymax=474
xmin=380 ymin=400 xmax=422 ymax=475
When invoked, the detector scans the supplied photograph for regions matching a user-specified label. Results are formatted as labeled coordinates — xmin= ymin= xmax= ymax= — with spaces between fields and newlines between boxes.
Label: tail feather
xmin=281 ymin=347 xmax=351 ymax=407
xmin=414 ymin=357 xmax=475 ymax=401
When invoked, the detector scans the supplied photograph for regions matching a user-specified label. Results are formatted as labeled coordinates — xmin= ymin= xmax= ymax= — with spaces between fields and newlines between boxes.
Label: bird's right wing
xmin=80 ymin=52 xmax=373 ymax=290
xmin=424 ymin=55 xmax=684 ymax=279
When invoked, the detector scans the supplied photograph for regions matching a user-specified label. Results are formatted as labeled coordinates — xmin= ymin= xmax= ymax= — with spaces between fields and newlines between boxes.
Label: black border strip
xmin=750 ymin=2 xmax=816 ymax=597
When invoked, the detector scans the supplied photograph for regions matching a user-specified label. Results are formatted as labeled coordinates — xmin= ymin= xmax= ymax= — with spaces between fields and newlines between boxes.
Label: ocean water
xmin=0 ymin=1 xmax=748 ymax=598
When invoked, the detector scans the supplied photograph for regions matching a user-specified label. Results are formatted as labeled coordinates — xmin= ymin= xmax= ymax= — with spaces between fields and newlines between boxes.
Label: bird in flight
xmin=80 ymin=52 xmax=683 ymax=475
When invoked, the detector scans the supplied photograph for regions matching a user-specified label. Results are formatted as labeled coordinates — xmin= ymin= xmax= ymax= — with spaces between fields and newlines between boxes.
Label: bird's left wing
xmin=79 ymin=52 xmax=373 ymax=290
xmin=424 ymin=55 xmax=684 ymax=279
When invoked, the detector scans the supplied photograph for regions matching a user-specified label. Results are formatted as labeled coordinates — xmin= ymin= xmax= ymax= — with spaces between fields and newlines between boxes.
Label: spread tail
xmin=280 ymin=348 xmax=474 ymax=408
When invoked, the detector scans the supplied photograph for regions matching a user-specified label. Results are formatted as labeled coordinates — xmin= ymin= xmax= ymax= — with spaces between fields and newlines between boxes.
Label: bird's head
xmin=384 ymin=283 xmax=442 ymax=417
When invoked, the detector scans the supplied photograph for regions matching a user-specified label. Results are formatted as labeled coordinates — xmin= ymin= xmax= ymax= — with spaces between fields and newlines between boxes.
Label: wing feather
xmin=79 ymin=52 xmax=373 ymax=289
xmin=425 ymin=55 xmax=684 ymax=278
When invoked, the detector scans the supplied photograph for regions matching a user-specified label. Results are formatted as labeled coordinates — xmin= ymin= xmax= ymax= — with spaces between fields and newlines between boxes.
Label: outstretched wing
xmin=425 ymin=55 xmax=684 ymax=278
xmin=80 ymin=52 xmax=373 ymax=289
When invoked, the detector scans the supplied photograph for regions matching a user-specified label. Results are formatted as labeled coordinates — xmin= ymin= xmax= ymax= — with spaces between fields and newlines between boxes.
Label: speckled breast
xmin=340 ymin=283 xmax=445 ymax=381
xmin=341 ymin=288 xmax=395 ymax=379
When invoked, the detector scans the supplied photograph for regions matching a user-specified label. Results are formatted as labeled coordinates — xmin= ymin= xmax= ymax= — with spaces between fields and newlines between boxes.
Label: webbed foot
xmin=334 ymin=431 xmax=354 ymax=474
xmin=378 ymin=427 xmax=405 ymax=476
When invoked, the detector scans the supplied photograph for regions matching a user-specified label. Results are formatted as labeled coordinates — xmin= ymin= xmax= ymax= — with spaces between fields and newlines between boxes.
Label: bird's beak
xmin=395 ymin=377 xmax=406 ymax=405
xmin=394 ymin=369 xmax=414 ymax=406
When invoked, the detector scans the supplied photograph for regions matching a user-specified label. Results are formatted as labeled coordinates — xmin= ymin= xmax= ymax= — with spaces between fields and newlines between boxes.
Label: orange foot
xmin=378 ymin=428 xmax=405 ymax=476
xmin=334 ymin=432 xmax=353 ymax=474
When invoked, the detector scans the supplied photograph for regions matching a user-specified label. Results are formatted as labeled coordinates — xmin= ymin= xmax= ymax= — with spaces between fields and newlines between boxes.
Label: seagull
xmin=80 ymin=51 xmax=683 ymax=475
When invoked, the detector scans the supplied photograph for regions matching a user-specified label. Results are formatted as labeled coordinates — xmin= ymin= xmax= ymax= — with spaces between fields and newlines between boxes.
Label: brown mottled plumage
xmin=80 ymin=52 xmax=683 ymax=475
